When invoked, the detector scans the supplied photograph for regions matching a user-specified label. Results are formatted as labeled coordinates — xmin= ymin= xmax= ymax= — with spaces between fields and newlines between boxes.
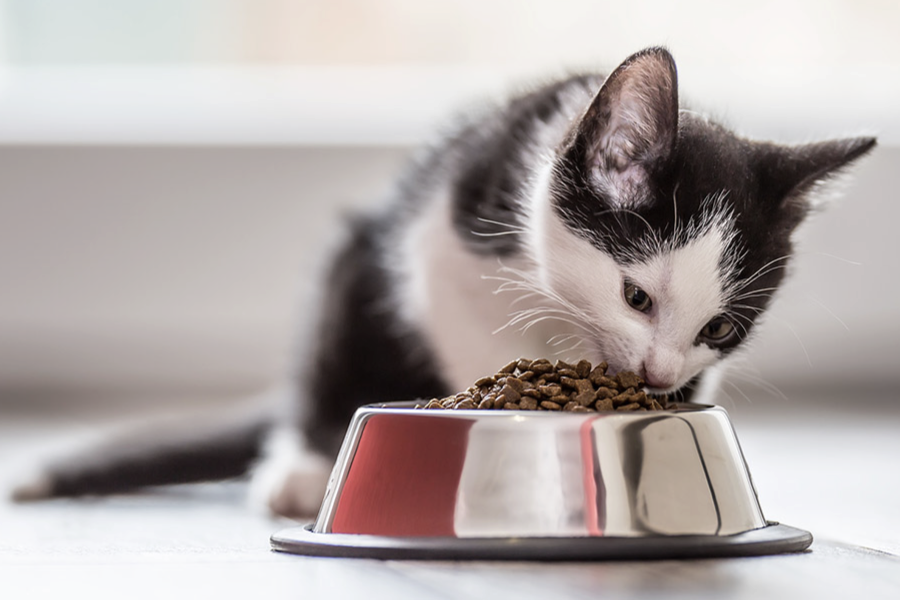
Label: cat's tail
xmin=10 ymin=401 xmax=273 ymax=502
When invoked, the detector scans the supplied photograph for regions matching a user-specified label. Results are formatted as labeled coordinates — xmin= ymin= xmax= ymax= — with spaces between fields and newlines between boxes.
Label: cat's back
xmin=389 ymin=72 xmax=603 ymax=251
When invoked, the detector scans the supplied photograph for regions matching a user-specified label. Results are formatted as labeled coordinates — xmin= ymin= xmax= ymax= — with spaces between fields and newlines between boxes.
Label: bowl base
xmin=270 ymin=522 xmax=812 ymax=561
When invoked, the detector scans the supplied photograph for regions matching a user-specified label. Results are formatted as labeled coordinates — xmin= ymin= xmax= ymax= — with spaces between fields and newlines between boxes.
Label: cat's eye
xmin=624 ymin=282 xmax=652 ymax=313
xmin=700 ymin=317 xmax=734 ymax=342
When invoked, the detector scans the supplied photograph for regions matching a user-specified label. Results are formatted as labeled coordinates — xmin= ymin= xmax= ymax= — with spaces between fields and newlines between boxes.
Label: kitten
xmin=13 ymin=47 xmax=875 ymax=517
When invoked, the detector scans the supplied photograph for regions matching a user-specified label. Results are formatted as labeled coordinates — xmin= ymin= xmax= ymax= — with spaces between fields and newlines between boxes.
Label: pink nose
xmin=641 ymin=367 xmax=675 ymax=390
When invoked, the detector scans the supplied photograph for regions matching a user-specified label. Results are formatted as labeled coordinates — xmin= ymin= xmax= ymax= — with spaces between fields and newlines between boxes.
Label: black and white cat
xmin=14 ymin=47 xmax=875 ymax=517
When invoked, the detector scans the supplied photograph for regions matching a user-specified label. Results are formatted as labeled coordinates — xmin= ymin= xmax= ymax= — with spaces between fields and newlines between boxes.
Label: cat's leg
xmin=248 ymin=425 xmax=333 ymax=518
xmin=252 ymin=218 xmax=449 ymax=518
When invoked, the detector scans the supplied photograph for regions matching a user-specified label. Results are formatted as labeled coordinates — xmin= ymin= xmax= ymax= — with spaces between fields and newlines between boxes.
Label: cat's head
xmin=534 ymin=47 xmax=875 ymax=393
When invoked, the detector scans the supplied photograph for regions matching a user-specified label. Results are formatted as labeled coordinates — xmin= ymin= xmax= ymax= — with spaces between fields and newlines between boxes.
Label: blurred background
xmin=0 ymin=0 xmax=897 ymax=414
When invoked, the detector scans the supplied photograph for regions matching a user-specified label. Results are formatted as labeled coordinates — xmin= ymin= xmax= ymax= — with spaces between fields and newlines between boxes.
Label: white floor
xmin=1 ymin=390 xmax=899 ymax=600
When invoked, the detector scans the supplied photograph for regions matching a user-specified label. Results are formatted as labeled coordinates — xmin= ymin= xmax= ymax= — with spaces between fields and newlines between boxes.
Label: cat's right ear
xmin=568 ymin=47 xmax=679 ymax=209
xmin=755 ymin=136 xmax=877 ymax=232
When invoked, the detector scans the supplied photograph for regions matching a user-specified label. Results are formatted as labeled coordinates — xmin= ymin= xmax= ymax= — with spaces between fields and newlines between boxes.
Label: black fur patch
xmin=300 ymin=214 xmax=449 ymax=456
xmin=447 ymin=75 xmax=598 ymax=256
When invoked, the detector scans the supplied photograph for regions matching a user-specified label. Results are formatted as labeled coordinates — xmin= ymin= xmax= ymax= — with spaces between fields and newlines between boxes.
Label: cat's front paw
xmin=262 ymin=463 xmax=331 ymax=518
xmin=249 ymin=429 xmax=332 ymax=518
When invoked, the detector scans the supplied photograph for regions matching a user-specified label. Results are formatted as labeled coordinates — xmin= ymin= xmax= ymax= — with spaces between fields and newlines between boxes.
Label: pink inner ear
xmin=592 ymin=159 xmax=650 ymax=208
xmin=592 ymin=114 xmax=654 ymax=207
xmin=601 ymin=72 xmax=672 ymax=163
xmin=586 ymin=55 xmax=677 ymax=208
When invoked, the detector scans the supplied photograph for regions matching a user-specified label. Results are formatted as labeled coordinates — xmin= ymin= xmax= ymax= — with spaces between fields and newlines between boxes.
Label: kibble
xmin=519 ymin=397 xmax=538 ymax=410
xmin=415 ymin=358 xmax=671 ymax=412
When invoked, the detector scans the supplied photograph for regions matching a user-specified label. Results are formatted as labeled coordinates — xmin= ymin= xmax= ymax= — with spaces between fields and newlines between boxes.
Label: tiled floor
xmin=1 ymin=390 xmax=898 ymax=599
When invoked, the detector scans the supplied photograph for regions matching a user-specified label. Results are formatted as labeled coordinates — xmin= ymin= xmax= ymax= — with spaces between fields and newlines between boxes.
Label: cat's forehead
xmin=624 ymin=218 xmax=736 ymax=322
xmin=552 ymin=114 xmax=763 ymax=266
xmin=564 ymin=189 xmax=745 ymax=280
xmin=670 ymin=116 xmax=757 ymax=202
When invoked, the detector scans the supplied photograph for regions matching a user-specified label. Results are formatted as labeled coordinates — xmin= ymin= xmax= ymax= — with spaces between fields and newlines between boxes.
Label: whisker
xmin=731 ymin=303 xmax=767 ymax=314
xmin=470 ymin=230 xmax=522 ymax=238
xmin=806 ymin=251 xmax=863 ymax=267
xmin=475 ymin=217 xmax=527 ymax=233
xmin=497 ymin=305 xmax=595 ymax=338
xmin=732 ymin=255 xmax=793 ymax=294
xmin=492 ymin=263 xmax=602 ymax=336
xmin=711 ymin=382 xmax=736 ymax=409
xmin=521 ymin=314 xmax=593 ymax=335
xmin=719 ymin=378 xmax=753 ymax=408
xmin=730 ymin=287 xmax=780 ymax=302
xmin=726 ymin=313 xmax=752 ymax=337
xmin=725 ymin=362 xmax=789 ymax=401
xmin=547 ymin=333 xmax=580 ymax=347
xmin=806 ymin=294 xmax=850 ymax=331
xmin=672 ymin=182 xmax=680 ymax=241
xmin=782 ymin=320 xmax=812 ymax=369
xmin=723 ymin=307 xmax=755 ymax=332
xmin=726 ymin=310 xmax=756 ymax=324
xmin=486 ymin=259 xmax=608 ymax=347
xmin=509 ymin=292 xmax=540 ymax=307
xmin=554 ymin=337 xmax=588 ymax=358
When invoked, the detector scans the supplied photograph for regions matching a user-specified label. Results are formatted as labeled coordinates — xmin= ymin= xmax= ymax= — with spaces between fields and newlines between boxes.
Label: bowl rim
xmin=361 ymin=400 xmax=719 ymax=416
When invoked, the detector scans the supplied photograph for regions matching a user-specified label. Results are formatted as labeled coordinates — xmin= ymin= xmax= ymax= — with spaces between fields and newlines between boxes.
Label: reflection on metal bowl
xmin=272 ymin=402 xmax=812 ymax=560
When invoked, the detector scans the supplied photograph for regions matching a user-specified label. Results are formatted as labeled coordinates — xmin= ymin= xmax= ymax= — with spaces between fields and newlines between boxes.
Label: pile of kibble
xmin=417 ymin=358 xmax=670 ymax=412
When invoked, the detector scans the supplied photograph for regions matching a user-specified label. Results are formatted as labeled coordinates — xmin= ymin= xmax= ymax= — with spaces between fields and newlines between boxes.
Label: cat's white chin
xmin=645 ymin=385 xmax=678 ymax=396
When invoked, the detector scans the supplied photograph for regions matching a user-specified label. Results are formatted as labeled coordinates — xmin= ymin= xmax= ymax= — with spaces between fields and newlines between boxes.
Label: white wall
xmin=0 ymin=142 xmax=894 ymax=400
xmin=0 ymin=146 xmax=409 ymax=395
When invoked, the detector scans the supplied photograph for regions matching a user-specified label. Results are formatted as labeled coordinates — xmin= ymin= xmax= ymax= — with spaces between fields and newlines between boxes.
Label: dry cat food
xmin=417 ymin=358 xmax=670 ymax=412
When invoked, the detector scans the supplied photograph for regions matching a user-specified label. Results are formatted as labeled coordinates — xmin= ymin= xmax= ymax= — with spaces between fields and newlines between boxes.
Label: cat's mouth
xmin=644 ymin=384 xmax=679 ymax=397
xmin=643 ymin=376 xmax=698 ymax=401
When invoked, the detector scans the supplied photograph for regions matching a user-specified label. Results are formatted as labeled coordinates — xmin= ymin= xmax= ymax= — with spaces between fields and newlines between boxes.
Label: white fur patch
xmin=623 ymin=227 xmax=728 ymax=389
xmin=249 ymin=427 xmax=332 ymax=518
xmin=391 ymin=189 xmax=558 ymax=391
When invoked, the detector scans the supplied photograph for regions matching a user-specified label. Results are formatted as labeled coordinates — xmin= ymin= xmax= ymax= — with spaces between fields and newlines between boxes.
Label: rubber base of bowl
xmin=270 ymin=522 xmax=812 ymax=561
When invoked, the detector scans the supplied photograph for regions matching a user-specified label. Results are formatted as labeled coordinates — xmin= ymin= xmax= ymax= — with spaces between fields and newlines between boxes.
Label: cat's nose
xmin=640 ymin=366 xmax=675 ymax=390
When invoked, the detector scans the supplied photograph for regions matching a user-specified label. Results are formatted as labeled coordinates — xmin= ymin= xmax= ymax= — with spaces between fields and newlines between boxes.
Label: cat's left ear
xmin=755 ymin=136 xmax=877 ymax=229
xmin=570 ymin=47 xmax=679 ymax=208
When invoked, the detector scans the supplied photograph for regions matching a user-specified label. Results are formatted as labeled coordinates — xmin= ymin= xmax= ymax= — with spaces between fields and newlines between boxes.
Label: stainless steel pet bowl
xmin=271 ymin=402 xmax=811 ymax=560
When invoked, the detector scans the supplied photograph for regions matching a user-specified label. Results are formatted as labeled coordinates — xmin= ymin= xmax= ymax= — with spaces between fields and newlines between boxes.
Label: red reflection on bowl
xmin=581 ymin=415 xmax=606 ymax=535
xmin=331 ymin=413 xmax=474 ymax=537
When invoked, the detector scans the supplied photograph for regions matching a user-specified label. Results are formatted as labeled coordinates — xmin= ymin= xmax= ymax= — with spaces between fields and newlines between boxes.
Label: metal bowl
xmin=272 ymin=402 xmax=812 ymax=560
